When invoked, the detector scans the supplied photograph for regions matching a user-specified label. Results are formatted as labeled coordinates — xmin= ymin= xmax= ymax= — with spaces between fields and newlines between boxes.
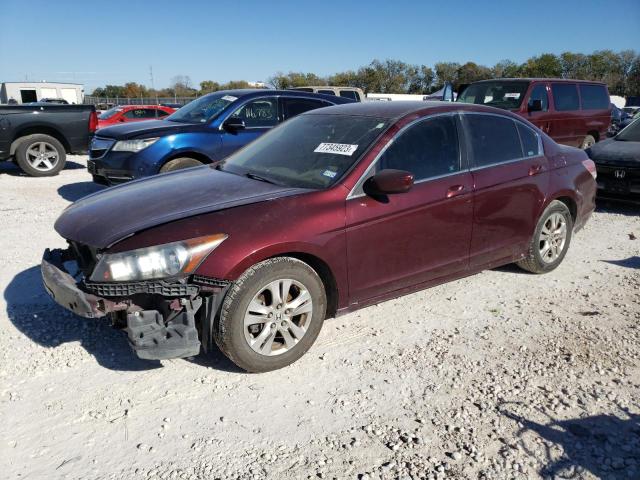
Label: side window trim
xmin=347 ymin=112 xmax=466 ymax=200
xmin=461 ymin=112 xmax=544 ymax=171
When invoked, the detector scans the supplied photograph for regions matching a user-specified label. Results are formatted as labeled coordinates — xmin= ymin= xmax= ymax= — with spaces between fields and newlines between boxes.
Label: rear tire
xmin=517 ymin=200 xmax=573 ymax=274
xmin=15 ymin=134 xmax=66 ymax=177
xmin=214 ymin=257 xmax=327 ymax=373
xmin=580 ymin=135 xmax=596 ymax=150
xmin=159 ymin=157 xmax=203 ymax=173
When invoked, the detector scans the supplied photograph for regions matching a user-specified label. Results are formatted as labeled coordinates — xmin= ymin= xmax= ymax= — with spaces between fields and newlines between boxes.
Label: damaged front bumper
xmin=41 ymin=248 xmax=228 ymax=360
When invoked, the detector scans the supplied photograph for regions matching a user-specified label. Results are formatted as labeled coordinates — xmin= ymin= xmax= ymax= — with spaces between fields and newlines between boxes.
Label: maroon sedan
xmin=42 ymin=102 xmax=597 ymax=372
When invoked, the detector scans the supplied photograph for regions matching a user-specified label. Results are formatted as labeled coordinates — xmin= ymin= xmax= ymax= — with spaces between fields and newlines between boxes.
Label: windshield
xmin=458 ymin=81 xmax=530 ymax=110
xmin=167 ymin=92 xmax=238 ymax=123
xmin=616 ymin=117 xmax=640 ymax=142
xmin=98 ymin=107 xmax=123 ymax=120
xmin=219 ymin=114 xmax=388 ymax=189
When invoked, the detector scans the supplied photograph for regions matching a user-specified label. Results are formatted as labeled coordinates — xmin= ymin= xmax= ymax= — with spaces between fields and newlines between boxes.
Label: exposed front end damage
xmin=41 ymin=247 xmax=229 ymax=360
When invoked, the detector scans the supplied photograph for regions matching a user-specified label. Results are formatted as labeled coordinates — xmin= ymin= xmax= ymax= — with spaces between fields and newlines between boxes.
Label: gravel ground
xmin=0 ymin=156 xmax=639 ymax=480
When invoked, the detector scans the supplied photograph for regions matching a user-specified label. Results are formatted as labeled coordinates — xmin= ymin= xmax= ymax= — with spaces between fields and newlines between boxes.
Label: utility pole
xmin=149 ymin=65 xmax=158 ymax=105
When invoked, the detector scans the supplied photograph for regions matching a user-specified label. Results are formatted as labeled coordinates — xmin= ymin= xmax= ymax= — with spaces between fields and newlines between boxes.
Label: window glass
xmin=282 ymin=98 xmax=331 ymax=120
xmin=552 ymin=83 xmax=579 ymax=111
xmin=220 ymin=114 xmax=388 ymax=189
xmin=98 ymin=107 xmax=122 ymax=120
xmin=579 ymin=84 xmax=609 ymax=110
xmin=377 ymin=116 xmax=460 ymax=181
xmin=167 ymin=92 xmax=236 ymax=123
xmin=516 ymin=123 xmax=540 ymax=157
xmin=339 ymin=90 xmax=358 ymax=100
xmin=230 ymin=97 xmax=278 ymax=127
xmin=457 ymin=81 xmax=529 ymax=110
xmin=123 ymin=109 xmax=148 ymax=119
xmin=528 ymin=84 xmax=548 ymax=111
xmin=465 ymin=114 xmax=523 ymax=167
xmin=318 ymin=89 xmax=336 ymax=96
xmin=156 ymin=109 xmax=170 ymax=117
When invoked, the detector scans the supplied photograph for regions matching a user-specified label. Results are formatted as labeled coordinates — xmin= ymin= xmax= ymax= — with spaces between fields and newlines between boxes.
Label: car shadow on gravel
xmin=0 ymin=160 xmax=86 ymax=176
xmin=4 ymin=265 xmax=161 ymax=371
xmin=57 ymin=181 xmax=106 ymax=202
xmin=501 ymin=403 xmax=640 ymax=478
xmin=603 ymin=256 xmax=640 ymax=269
xmin=596 ymin=198 xmax=640 ymax=216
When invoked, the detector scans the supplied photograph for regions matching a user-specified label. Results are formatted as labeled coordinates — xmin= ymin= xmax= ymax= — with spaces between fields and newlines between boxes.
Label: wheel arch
xmin=10 ymin=127 xmax=70 ymax=155
xmin=160 ymin=150 xmax=212 ymax=169
xmin=544 ymin=193 xmax=578 ymax=224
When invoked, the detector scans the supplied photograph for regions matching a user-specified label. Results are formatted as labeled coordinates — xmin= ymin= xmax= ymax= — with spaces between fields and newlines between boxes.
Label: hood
xmin=55 ymin=166 xmax=309 ymax=249
xmin=96 ymin=119 xmax=203 ymax=140
xmin=588 ymin=138 xmax=640 ymax=167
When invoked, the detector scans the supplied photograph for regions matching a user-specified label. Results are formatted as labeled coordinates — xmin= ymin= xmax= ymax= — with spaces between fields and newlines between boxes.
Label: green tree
xmin=522 ymin=53 xmax=562 ymax=77
xmin=457 ymin=62 xmax=492 ymax=85
xmin=434 ymin=62 xmax=460 ymax=88
xmin=492 ymin=60 xmax=522 ymax=78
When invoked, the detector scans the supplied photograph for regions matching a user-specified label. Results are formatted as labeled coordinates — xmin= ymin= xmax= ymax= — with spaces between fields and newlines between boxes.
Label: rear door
xmin=346 ymin=113 xmax=473 ymax=303
xmin=463 ymin=113 xmax=549 ymax=268
xmin=218 ymin=96 xmax=279 ymax=158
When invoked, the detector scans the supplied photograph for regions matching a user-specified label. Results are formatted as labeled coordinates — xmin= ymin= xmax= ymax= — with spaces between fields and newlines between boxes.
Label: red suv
xmin=458 ymin=79 xmax=611 ymax=149
xmin=97 ymin=105 xmax=176 ymax=129
xmin=42 ymin=102 xmax=597 ymax=372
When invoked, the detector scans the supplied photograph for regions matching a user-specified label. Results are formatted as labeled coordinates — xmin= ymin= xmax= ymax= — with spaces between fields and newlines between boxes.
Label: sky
xmin=1 ymin=0 xmax=639 ymax=92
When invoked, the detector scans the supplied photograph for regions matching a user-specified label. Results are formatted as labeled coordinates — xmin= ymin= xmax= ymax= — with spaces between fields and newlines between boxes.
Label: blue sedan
xmin=88 ymin=89 xmax=353 ymax=185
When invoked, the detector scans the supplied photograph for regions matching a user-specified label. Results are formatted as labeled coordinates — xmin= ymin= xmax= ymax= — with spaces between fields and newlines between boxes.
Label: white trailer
xmin=0 ymin=82 xmax=85 ymax=104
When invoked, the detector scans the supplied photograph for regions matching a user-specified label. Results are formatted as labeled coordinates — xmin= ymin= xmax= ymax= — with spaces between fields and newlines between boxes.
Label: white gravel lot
xmin=0 ymin=155 xmax=639 ymax=480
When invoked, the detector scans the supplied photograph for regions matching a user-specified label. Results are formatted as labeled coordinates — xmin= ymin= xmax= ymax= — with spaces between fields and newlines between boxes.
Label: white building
xmin=0 ymin=81 xmax=85 ymax=104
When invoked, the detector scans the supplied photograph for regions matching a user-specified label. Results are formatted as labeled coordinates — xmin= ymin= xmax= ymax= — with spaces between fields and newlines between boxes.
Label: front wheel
xmin=159 ymin=157 xmax=203 ymax=173
xmin=517 ymin=200 xmax=573 ymax=274
xmin=214 ymin=257 xmax=327 ymax=372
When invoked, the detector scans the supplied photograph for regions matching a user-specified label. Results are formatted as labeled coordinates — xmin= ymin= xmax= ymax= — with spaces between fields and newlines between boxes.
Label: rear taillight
xmin=89 ymin=110 xmax=98 ymax=133
xmin=582 ymin=159 xmax=597 ymax=179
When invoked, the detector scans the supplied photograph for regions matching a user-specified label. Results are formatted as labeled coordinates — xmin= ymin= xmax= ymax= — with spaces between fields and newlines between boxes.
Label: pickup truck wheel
xmin=214 ymin=257 xmax=327 ymax=373
xmin=159 ymin=157 xmax=203 ymax=173
xmin=516 ymin=200 xmax=573 ymax=274
xmin=15 ymin=134 xmax=66 ymax=177
xmin=580 ymin=135 xmax=596 ymax=149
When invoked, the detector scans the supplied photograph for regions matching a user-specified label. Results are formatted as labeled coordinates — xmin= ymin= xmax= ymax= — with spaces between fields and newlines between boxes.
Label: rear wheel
xmin=517 ymin=200 xmax=573 ymax=274
xmin=580 ymin=134 xmax=596 ymax=149
xmin=214 ymin=257 xmax=327 ymax=372
xmin=159 ymin=157 xmax=203 ymax=173
xmin=15 ymin=134 xmax=66 ymax=176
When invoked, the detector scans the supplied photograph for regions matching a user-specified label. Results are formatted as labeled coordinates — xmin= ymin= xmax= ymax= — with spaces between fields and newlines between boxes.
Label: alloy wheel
xmin=243 ymin=278 xmax=313 ymax=356
xmin=26 ymin=142 xmax=59 ymax=171
xmin=539 ymin=212 xmax=567 ymax=263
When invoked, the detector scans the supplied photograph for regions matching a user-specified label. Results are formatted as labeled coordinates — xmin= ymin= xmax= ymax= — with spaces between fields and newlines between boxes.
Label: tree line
xmin=90 ymin=49 xmax=640 ymax=99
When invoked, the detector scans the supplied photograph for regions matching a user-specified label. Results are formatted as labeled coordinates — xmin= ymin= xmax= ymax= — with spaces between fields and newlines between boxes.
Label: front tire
xmin=159 ymin=157 xmax=203 ymax=173
xmin=517 ymin=200 xmax=573 ymax=274
xmin=15 ymin=134 xmax=66 ymax=177
xmin=214 ymin=257 xmax=327 ymax=372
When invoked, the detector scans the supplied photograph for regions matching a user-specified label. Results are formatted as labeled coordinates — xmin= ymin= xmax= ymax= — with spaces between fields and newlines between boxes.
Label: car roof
xmin=303 ymin=100 xmax=522 ymax=120
xmin=200 ymin=88 xmax=353 ymax=103
xmin=471 ymin=78 xmax=607 ymax=85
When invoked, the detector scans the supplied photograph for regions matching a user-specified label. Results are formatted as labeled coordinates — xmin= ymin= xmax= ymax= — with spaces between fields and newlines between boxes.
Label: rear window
xmin=318 ymin=90 xmax=336 ymax=96
xmin=339 ymin=90 xmax=359 ymax=101
xmin=579 ymin=84 xmax=609 ymax=110
xmin=516 ymin=123 xmax=540 ymax=157
xmin=552 ymin=83 xmax=579 ymax=111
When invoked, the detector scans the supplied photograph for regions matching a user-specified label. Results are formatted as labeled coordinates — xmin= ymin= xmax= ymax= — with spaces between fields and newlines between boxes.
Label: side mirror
xmin=364 ymin=169 xmax=414 ymax=196
xmin=223 ymin=117 xmax=245 ymax=132
xmin=528 ymin=99 xmax=543 ymax=112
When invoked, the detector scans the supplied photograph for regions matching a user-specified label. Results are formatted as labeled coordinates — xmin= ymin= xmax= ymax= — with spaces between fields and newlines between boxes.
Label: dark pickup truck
xmin=0 ymin=104 xmax=97 ymax=176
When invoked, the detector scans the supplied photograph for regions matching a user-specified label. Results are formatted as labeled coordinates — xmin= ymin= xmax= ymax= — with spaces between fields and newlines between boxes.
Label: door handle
xmin=528 ymin=164 xmax=543 ymax=176
xmin=446 ymin=184 xmax=465 ymax=198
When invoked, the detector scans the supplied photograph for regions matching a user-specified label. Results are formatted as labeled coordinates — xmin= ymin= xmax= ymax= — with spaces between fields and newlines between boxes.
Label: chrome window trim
xmin=346 ymin=112 xmax=462 ymax=200
xmin=459 ymin=111 xmax=544 ymax=172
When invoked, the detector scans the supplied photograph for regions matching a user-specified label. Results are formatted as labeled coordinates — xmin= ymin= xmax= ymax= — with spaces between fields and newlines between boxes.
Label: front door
xmin=346 ymin=114 xmax=473 ymax=304
xmin=219 ymin=96 xmax=279 ymax=158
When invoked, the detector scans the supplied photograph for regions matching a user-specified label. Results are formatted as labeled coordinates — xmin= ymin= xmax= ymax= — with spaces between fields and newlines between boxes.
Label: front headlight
xmin=112 ymin=137 xmax=159 ymax=152
xmin=89 ymin=234 xmax=227 ymax=282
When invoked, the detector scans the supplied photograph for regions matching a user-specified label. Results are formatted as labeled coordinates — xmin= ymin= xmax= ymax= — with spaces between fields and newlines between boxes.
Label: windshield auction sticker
xmin=221 ymin=95 xmax=238 ymax=102
xmin=314 ymin=143 xmax=358 ymax=156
